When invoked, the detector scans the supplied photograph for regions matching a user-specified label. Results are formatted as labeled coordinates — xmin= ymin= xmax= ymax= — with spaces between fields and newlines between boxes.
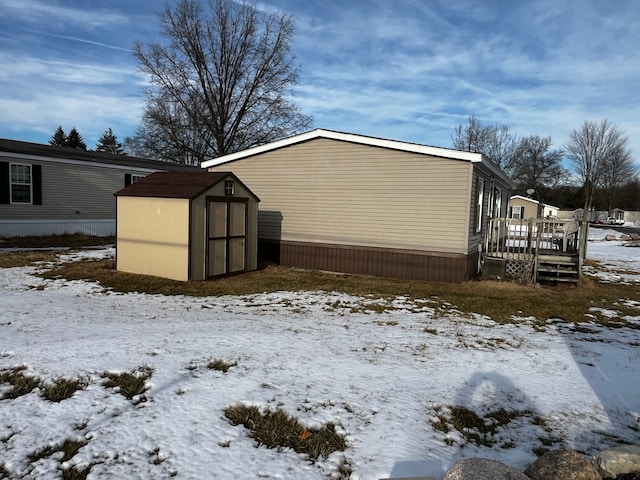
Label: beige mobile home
xmin=508 ymin=195 xmax=559 ymax=219
xmin=201 ymin=129 xmax=513 ymax=282
xmin=115 ymin=171 xmax=259 ymax=281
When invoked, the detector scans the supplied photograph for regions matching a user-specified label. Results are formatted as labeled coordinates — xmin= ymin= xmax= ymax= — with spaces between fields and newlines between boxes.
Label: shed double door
xmin=207 ymin=199 xmax=247 ymax=277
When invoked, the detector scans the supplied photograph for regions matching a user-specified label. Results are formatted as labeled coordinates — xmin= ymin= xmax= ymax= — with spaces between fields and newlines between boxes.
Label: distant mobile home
xmin=115 ymin=171 xmax=259 ymax=281
xmin=202 ymin=129 xmax=513 ymax=282
xmin=508 ymin=195 xmax=559 ymax=219
xmin=0 ymin=138 xmax=197 ymax=237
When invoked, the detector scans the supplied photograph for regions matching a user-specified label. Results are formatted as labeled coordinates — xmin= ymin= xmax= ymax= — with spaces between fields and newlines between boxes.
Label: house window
xmin=224 ymin=180 xmax=235 ymax=196
xmin=10 ymin=163 xmax=32 ymax=204
xmin=125 ymin=174 xmax=145 ymax=186
xmin=511 ymin=206 xmax=523 ymax=219
xmin=474 ymin=178 xmax=484 ymax=233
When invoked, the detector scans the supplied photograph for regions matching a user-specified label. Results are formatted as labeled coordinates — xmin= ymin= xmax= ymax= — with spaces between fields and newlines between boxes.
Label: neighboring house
xmin=115 ymin=171 xmax=259 ymax=281
xmin=612 ymin=208 xmax=625 ymax=223
xmin=508 ymin=195 xmax=559 ymax=219
xmin=201 ymin=129 xmax=513 ymax=282
xmin=0 ymin=138 xmax=197 ymax=237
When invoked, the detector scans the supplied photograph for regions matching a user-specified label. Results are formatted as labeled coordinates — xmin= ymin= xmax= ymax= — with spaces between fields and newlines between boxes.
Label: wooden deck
xmin=483 ymin=218 xmax=581 ymax=284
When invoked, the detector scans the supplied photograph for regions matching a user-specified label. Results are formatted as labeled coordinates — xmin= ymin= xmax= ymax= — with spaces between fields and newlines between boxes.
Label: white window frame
xmin=494 ymin=188 xmax=502 ymax=218
xmin=475 ymin=178 xmax=484 ymax=233
xmin=131 ymin=174 xmax=145 ymax=184
xmin=10 ymin=163 xmax=32 ymax=204
xmin=511 ymin=205 xmax=523 ymax=219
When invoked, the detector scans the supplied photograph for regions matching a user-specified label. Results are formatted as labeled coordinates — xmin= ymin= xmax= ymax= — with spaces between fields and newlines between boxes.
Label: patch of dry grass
xmin=102 ymin=365 xmax=154 ymax=403
xmin=0 ymin=234 xmax=114 ymax=268
xmin=224 ymin=404 xmax=347 ymax=461
xmin=3 ymin=235 xmax=638 ymax=325
xmin=37 ymin=256 xmax=640 ymax=324
xmin=207 ymin=359 xmax=238 ymax=373
xmin=0 ymin=366 xmax=41 ymax=399
xmin=0 ymin=250 xmax=60 ymax=268
xmin=41 ymin=377 xmax=88 ymax=403
xmin=430 ymin=404 xmax=553 ymax=450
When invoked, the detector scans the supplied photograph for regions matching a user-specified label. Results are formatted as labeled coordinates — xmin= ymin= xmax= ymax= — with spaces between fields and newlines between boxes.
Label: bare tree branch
xmin=132 ymin=0 xmax=312 ymax=165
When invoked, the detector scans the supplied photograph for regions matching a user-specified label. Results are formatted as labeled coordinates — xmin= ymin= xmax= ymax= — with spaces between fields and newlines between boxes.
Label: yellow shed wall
xmin=117 ymin=197 xmax=190 ymax=281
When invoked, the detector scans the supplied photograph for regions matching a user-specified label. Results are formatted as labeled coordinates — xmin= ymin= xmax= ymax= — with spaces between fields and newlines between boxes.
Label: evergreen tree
xmin=49 ymin=126 xmax=68 ymax=147
xmin=66 ymin=127 xmax=87 ymax=150
xmin=96 ymin=128 xmax=125 ymax=155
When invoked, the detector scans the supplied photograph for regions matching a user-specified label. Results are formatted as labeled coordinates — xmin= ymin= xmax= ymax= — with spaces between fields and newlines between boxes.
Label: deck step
xmin=536 ymin=255 xmax=579 ymax=284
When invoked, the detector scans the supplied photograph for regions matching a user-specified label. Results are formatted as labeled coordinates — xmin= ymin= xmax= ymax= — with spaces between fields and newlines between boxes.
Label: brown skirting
xmin=259 ymin=239 xmax=478 ymax=282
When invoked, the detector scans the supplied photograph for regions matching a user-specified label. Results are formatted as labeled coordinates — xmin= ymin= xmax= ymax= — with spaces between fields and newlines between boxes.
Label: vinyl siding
xmin=209 ymin=138 xmax=474 ymax=254
xmin=466 ymin=165 xmax=512 ymax=254
xmin=0 ymin=159 xmax=155 ymax=221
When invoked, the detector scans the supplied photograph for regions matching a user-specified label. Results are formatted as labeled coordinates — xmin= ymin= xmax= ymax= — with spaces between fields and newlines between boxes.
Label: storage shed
xmin=114 ymin=171 xmax=259 ymax=281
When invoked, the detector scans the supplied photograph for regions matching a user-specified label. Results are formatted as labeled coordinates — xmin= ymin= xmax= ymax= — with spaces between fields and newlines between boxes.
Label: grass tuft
xmin=207 ymin=358 xmax=238 ymax=373
xmin=431 ymin=405 xmax=539 ymax=448
xmin=224 ymin=404 xmax=347 ymax=461
xmin=29 ymin=438 xmax=88 ymax=463
xmin=336 ymin=456 xmax=353 ymax=479
xmin=41 ymin=377 xmax=88 ymax=402
xmin=62 ymin=464 xmax=92 ymax=480
xmin=0 ymin=365 xmax=41 ymax=399
xmin=103 ymin=365 xmax=154 ymax=402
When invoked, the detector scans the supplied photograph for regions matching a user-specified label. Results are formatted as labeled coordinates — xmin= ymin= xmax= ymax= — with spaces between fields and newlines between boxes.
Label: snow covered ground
xmin=1 ymin=228 xmax=639 ymax=480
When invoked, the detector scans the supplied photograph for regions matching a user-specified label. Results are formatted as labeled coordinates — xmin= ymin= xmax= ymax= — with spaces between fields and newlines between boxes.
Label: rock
xmin=630 ymin=233 xmax=640 ymax=240
xmin=620 ymin=234 xmax=631 ymax=241
xmin=525 ymin=449 xmax=601 ymax=480
xmin=444 ymin=458 xmax=529 ymax=480
xmin=605 ymin=234 xmax=617 ymax=241
xmin=592 ymin=445 xmax=640 ymax=479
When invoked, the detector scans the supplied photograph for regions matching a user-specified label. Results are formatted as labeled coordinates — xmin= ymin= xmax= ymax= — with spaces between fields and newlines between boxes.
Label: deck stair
xmin=536 ymin=254 xmax=579 ymax=284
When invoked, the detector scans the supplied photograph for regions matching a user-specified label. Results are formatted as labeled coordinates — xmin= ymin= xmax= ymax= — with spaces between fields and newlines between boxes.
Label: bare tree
xmin=133 ymin=0 xmax=312 ymax=165
xmin=600 ymin=145 xmax=637 ymax=213
xmin=565 ymin=119 xmax=631 ymax=270
xmin=511 ymin=135 xmax=566 ymax=195
xmin=452 ymin=115 xmax=518 ymax=176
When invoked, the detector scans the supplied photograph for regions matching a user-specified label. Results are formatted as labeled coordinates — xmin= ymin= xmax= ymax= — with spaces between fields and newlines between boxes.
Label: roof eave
xmin=200 ymin=128 xmax=485 ymax=168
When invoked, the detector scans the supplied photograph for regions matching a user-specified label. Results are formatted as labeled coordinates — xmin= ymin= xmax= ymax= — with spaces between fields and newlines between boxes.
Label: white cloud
xmin=0 ymin=0 xmax=129 ymax=28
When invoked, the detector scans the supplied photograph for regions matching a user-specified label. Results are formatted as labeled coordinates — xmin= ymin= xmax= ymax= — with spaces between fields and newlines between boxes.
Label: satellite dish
xmin=526 ymin=189 xmax=535 ymax=195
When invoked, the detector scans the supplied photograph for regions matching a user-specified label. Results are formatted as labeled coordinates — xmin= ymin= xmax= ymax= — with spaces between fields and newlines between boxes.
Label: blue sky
xmin=0 ymin=0 xmax=638 ymax=166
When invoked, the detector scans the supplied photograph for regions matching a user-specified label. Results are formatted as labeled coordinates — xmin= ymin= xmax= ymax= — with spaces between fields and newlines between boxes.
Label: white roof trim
xmin=0 ymin=151 xmax=164 ymax=173
xmin=510 ymin=195 xmax=559 ymax=210
xmin=201 ymin=128 xmax=485 ymax=168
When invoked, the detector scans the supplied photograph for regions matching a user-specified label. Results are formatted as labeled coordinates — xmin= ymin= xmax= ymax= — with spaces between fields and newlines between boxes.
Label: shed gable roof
xmin=201 ymin=128 xmax=512 ymax=186
xmin=114 ymin=171 xmax=258 ymax=200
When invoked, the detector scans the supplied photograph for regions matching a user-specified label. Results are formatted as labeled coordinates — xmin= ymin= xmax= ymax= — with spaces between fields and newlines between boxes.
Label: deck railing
xmin=484 ymin=218 xmax=580 ymax=261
